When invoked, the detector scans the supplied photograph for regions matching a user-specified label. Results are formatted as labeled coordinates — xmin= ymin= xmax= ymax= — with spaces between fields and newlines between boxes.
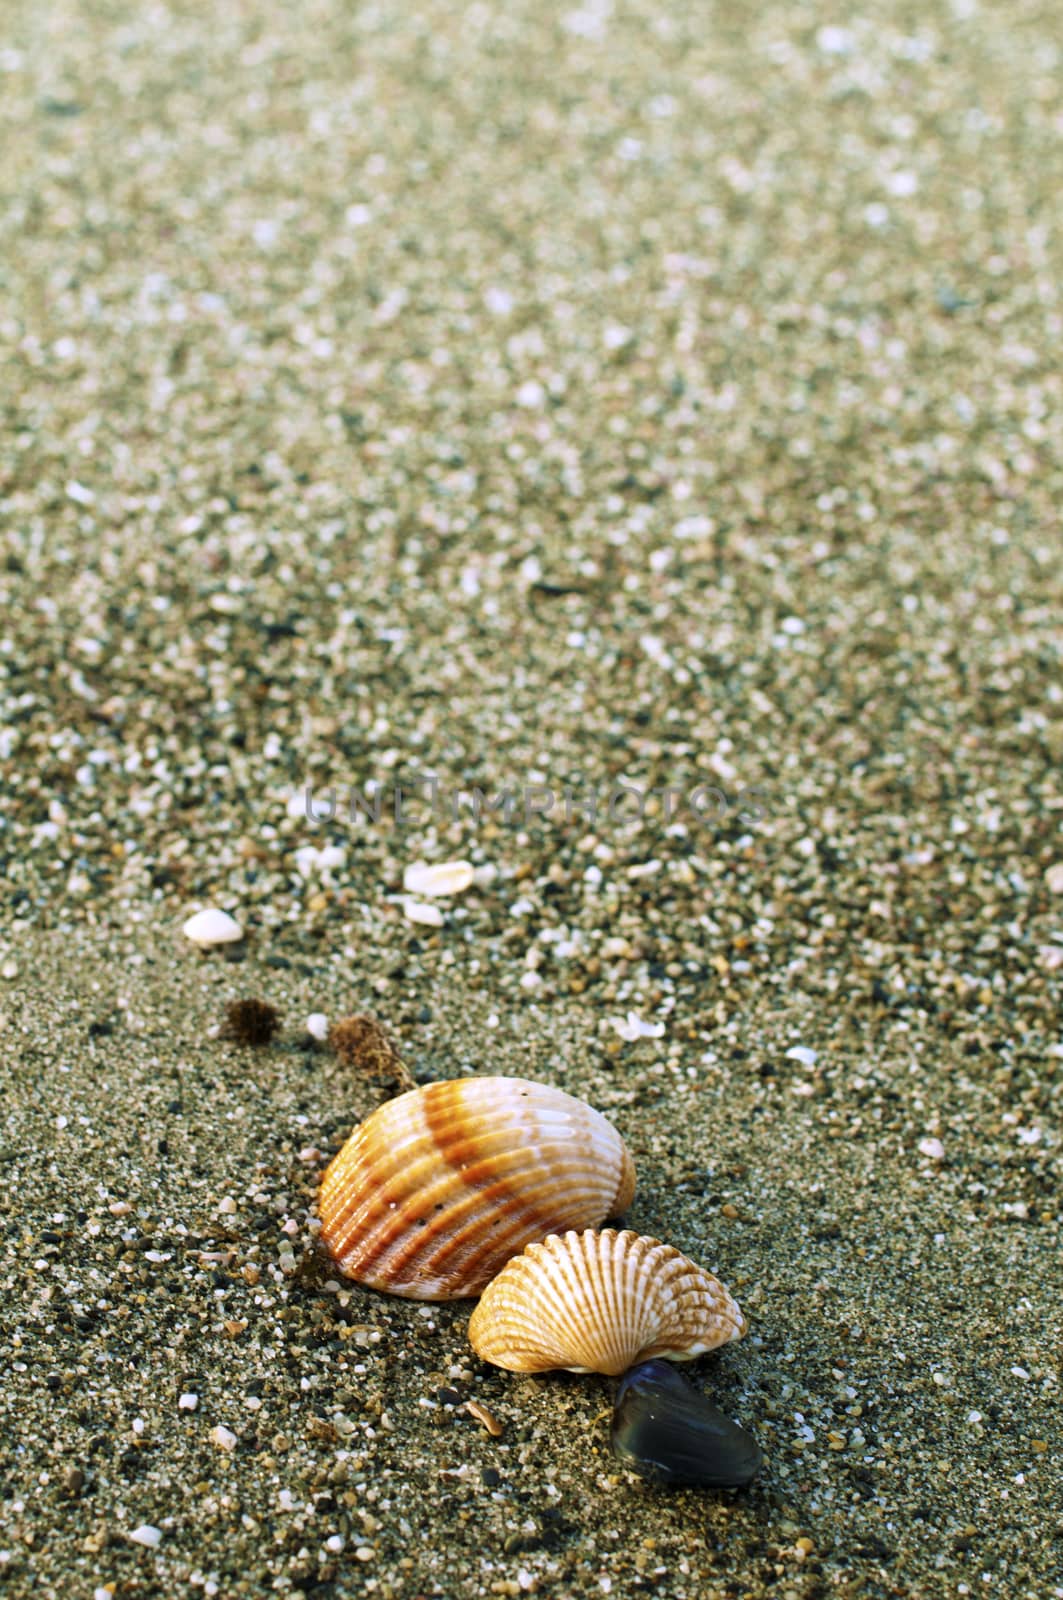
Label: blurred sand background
xmin=0 ymin=0 xmax=1061 ymax=1596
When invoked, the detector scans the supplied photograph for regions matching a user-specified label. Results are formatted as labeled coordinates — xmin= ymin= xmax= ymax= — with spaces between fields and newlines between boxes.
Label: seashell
xmin=182 ymin=907 xmax=243 ymax=947
xmin=468 ymin=1228 xmax=746 ymax=1376
xmin=403 ymin=859 xmax=475 ymax=897
xmin=318 ymin=1078 xmax=635 ymax=1301
xmin=610 ymin=1359 xmax=762 ymax=1487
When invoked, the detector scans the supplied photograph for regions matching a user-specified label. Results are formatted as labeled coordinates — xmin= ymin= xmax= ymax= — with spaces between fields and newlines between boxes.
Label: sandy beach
xmin=1 ymin=1 xmax=1061 ymax=1596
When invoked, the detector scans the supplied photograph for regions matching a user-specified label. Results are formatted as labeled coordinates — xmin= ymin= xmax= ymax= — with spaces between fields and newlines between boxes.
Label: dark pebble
xmin=610 ymin=1360 xmax=762 ymax=1489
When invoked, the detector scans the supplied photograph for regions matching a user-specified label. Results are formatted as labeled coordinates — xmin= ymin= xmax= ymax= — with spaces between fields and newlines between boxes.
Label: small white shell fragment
xmin=918 ymin=1137 xmax=945 ymax=1160
xmin=785 ymin=1045 xmax=818 ymax=1067
xmin=178 ymin=1392 xmax=198 ymax=1411
xmin=210 ymin=1424 xmax=238 ymax=1451
xmin=1044 ymin=861 xmax=1063 ymax=895
xmin=403 ymin=860 xmax=475 ymax=898
xmin=402 ymin=898 xmax=445 ymax=927
xmin=295 ymin=843 xmax=346 ymax=877
xmin=182 ymin=908 xmax=243 ymax=948
xmin=128 ymin=1525 xmax=162 ymax=1548
xmin=306 ymin=1012 xmax=329 ymax=1042
xmin=611 ymin=1012 xmax=665 ymax=1042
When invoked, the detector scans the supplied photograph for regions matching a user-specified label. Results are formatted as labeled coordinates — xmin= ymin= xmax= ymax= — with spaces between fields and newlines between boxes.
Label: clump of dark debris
xmin=328 ymin=1013 xmax=415 ymax=1091
xmin=220 ymin=997 xmax=282 ymax=1045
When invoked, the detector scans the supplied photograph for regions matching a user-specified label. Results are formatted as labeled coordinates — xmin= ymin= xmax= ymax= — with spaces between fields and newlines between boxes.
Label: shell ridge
xmin=569 ymin=1229 xmax=612 ymax=1369
xmin=618 ymin=1231 xmax=650 ymax=1361
xmin=595 ymin=1229 xmax=631 ymax=1371
xmin=402 ymin=1162 xmax=629 ymax=1295
xmin=529 ymin=1233 xmax=592 ymax=1368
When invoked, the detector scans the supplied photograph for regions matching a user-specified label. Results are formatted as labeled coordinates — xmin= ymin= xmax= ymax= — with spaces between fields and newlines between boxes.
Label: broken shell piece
xmin=403 ymin=860 xmax=475 ymax=897
xmin=402 ymin=898 xmax=445 ymax=927
xmin=611 ymin=1012 xmax=666 ymax=1042
xmin=318 ymin=1078 xmax=636 ymax=1301
xmin=468 ymin=1229 xmax=746 ymax=1376
xmin=182 ymin=908 xmax=243 ymax=947
xmin=128 ymin=1524 xmax=163 ymax=1548
xmin=465 ymin=1399 xmax=503 ymax=1437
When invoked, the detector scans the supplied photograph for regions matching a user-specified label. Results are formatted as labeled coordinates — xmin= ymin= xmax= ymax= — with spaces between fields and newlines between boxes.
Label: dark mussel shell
xmin=611 ymin=1359 xmax=762 ymax=1488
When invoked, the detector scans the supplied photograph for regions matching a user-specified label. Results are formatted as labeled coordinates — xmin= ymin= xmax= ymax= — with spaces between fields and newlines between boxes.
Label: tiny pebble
xmin=306 ymin=1012 xmax=329 ymax=1041
xmin=611 ymin=1012 xmax=665 ymax=1042
xmin=402 ymin=859 xmax=475 ymax=897
xmin=182 ymin=908 xmax=243 ymax=948
xmin=402 ymin=899 xmax=444 ymax=927
xmin=128 ymin=1524 xmax=162 ymax=1548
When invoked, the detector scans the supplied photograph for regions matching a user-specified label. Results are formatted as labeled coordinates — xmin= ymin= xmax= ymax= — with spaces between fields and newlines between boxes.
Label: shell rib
xmin=318 ymin=1078 xmax=636 ymax=1301
xmin=468 ymin=1228 xmax=746 ymax=1375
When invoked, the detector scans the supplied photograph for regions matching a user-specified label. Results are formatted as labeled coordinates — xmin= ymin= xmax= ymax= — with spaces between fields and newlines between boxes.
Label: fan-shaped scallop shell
xmin=318 ymin=1078 xmax=636 ymax=1301
xmin=468 ymin=1228 xmax=746 ymax=1375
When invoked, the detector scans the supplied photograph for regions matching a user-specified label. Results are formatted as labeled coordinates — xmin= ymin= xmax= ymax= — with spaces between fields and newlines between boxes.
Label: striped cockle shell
xmin=467 ymin=1228 xmax=746 ymax=1376
xmin=318 ymin=1078 xmax=636 ymax=1300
